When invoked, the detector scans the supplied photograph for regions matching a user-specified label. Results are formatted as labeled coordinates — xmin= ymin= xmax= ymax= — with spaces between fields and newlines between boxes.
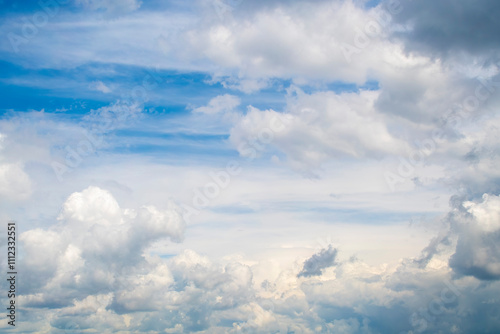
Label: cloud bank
xmin=1 ymin=0 xmax=500 ymax=332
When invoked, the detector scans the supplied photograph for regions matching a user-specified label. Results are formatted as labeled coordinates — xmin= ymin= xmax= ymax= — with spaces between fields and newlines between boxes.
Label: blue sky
xmin=1 ymin=0 xmax=500 ymax=333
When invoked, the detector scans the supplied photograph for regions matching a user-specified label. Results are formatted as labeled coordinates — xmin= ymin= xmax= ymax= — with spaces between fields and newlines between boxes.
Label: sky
xmin=1 ymin=0 xmax=500 ymax=333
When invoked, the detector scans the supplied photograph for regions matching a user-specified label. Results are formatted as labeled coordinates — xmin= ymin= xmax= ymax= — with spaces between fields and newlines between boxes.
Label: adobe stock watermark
xmin=51 ymin=66 xmax=166 ymax=182
xmin=340 ymin=0 xmax=405 ymax=63
xmin=180 ymin=113 xmax=293 ymax=223
xmin=213 ymin=0 xmax=243 ymax=20
xmin=406 ymin=280 xmax=462 ymax=333
xmin=7 ymin=0 xmax=70 ymax=53
xmin=385 ymin=71 xmax=500 ymax=191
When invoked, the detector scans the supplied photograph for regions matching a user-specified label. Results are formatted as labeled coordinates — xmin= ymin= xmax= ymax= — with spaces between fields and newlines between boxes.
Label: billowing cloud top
xmin=1 ymin=0 xmax=500 ymax=332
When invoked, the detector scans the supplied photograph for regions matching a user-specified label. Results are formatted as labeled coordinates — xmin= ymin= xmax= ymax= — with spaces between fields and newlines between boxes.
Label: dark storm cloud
xmin=389 ymin=0 xmax=500 ymax=58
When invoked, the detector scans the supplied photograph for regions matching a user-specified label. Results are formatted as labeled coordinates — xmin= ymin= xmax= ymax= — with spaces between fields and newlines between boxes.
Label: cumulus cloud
xmin=186 ymin=0 xmax=395 ymax=85
xmin=449 ymin=194 xmax=500 ymax=280
xmin=10 ymin=186 xmax=500 ymax=333
xmin=230 ymin=88 xmax=409 ymax=172
xmin=3 ymin=0 xmax=500 ymax=332
xmin=19 ymin=186 xmax=185 ymax=308
xmin=0 ymin=0 xmax=406 ymax=85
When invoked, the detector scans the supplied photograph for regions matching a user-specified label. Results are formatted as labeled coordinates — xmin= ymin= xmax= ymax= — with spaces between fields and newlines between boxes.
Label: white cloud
xmin=192 ymin=94 xmax=241 ymax=114
xmin=464 ymin=194 xmax=500 ymax=233
xmin=89 ymin=80 xmax=112 ymax=93
xmin=186 ymin=0 xmax=390 ymax=85
xmin=0 ymin=0 xmax=414 ymax=88
xmin=449 ymin=194 xmax=500 ymax=280
xmin=0 ymin=163 xmax=32 ymax=200
xmin=19 ymin=186 xmax=185 ymax=310
xmin=230 ymin=88 xmax=409 ymax=172
xmin=0 ymin=133 xmax=32 ymax=200
xmin=2 ymin=0 xmax=500 ymax=332
xmin=9 ymin=185 xmax=500 ymax=333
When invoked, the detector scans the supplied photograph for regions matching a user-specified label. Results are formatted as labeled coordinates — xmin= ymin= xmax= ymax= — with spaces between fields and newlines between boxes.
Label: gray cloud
xmin=298 ymin=245 xmax=338 ymax=277
xmin=448 ymin=195 xmax=500 ymax=280
xmin=10 ymin=189 xmax=500 ymax=333
xmin=450 ymin=229 xmax=500 ymax=280
xmin=4 ymin=0 xmax=500 ymax=332
xmin=389 ymin=0 xmax=500 ymax=59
